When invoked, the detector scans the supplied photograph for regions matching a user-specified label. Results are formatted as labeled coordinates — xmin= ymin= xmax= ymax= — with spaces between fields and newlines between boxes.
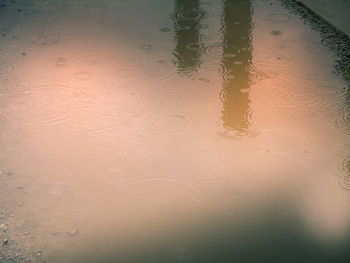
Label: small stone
xmin=36 ymin=250 xmax=42 ymax=256
xmin=3 ymin=239 xmax=9 ymax=245
xmin=67 ymin=229 xmax=78 ymax=235
xmin=17 ymin=9 xmax=21 ymax=12
xmin=21 ymin=52 xmax=26 ymax=56
xmin=7 ymin=172 xmax=13 ymax=176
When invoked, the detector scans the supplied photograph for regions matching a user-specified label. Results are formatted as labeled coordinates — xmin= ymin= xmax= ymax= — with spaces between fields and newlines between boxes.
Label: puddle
xmin=0 ymin=0 xmax=350 ymax=262
xmin=155 ymin=115 xmax=191 ymax=134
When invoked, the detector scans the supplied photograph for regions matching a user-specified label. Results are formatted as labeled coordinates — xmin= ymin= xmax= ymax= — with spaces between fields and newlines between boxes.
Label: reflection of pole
xmin=173 ymin=0 xmax=203 ymax=75
xmin=221 ymin=0 xmax=253 ymax=133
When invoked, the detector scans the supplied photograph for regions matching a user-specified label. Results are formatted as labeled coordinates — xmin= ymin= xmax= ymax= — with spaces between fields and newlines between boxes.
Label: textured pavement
xmin=299 ymin=0 xmax=350 ymax=36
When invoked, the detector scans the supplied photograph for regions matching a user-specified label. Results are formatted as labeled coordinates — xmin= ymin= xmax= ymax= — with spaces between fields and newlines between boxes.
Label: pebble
xmin=67 ymin=229 xmax=78 ymax=235
xmin=0 ymin=223 xmax=8 ymax=231
xmin=3 ymin=239 xmax=9 ymax=245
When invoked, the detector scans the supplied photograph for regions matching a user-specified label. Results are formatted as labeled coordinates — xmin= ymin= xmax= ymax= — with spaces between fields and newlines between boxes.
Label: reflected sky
xmin=0 ymin=0 xmax=350 ymax=262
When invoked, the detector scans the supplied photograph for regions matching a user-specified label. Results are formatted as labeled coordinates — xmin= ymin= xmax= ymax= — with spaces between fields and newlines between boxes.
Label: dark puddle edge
xmin=279 ymin=0 xmax=350 ymax=84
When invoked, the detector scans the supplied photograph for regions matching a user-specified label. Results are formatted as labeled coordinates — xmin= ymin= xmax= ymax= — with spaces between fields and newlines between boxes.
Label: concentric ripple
xmin=76 ymin=71 xmax=91 ymax=80
xmin=336 ymin=109 xmax=350 ymax=135
xmin=146 ymin=60 xmax=178 ymax=83
xmin=0 ymin=61 xmax=14 ymax=76
xmin=284 ymin=89 xmax=324 ymax=108
xmin=103 ymin=169 xmax=123 ymax=183
xmin=155 ymin=115 xmax=191 ymax=134
xmin=0 ymin=79 xmax=14 ymax=95
xmin=144 ymin=149 xmax=180 ymax=166
xmin=249 ymin=67 xmax=269 ymax=84
xmin=254 ymin=129 xmax=306 ymax=153
xmin=340 ymin=156 xmax=350 ymax=191
xmin=48 ymin=182 xmax=68 ymax=196
xmin=116 ymin=176 xmax=194 ymax=202
xmin=173 ymin=7 xmax=206 ymax=26
xmin=266 ymin=13 xmax=290 ymax=22
xmin=194 ymin=178 xmax=239 ymax=203
xmin=33 ymin=33 xmax=60 ymax=46
xmin=71 ymin=193 xmax=97 ymax=212
xmin=203 ymin=42 xmax=223 ymax=66
xmin=185 ymin=42 xmax=206 ymax=52
xmin=4 ymin=84 xmax=88 ymax=125
xmin=220 ymin=68 xmax=236 ymax=82
xmin=84 ymin=110 xmax=130 ymax=140
xmin=20 ymin=0 xmax=51 ymax=14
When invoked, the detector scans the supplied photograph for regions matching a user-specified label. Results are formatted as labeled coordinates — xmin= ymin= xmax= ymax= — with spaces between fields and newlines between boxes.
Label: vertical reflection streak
xmin=173 ymin=0 xmax=204 ymax=75
xmin=220 ymin=0 xmax=253 ymax=134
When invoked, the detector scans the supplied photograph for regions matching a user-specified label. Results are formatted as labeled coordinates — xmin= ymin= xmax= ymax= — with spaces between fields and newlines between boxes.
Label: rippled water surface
xmin=1 ymin=0 xmax=350 ymax=262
